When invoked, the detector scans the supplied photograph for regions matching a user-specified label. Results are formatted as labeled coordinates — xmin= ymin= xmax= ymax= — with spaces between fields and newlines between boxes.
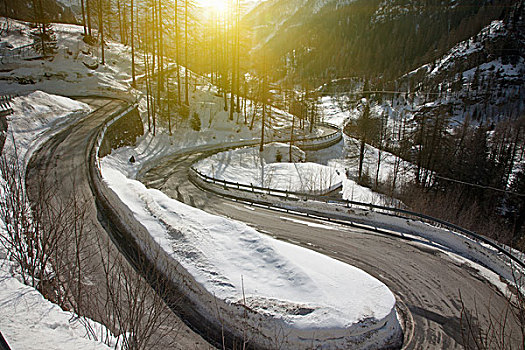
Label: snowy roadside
xmin=194 ymin=143 xmax=344 ymax=195
xmin=97 ymin=84 xmax=403 ymax=348
xmin=0 ymin=249 xmax=115 ymax=350
xmin=0 ymin=92 xmax=118 ymax=349
xmin=194 ymin=140 xmax=399 ymax=205
xmin=100 ymin=155 xmax=403 ymax=349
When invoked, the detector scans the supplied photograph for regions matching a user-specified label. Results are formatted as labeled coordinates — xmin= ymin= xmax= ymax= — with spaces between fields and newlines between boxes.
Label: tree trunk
xmin=117 ymin=0 xmax=122 ymax=42
xmin=184 ymin=0 xmax=189 ymax=106
xmin=358 ymin=139 xmax=365 ymax=181
xmin=130 ymin=0 xmax=136 ymax=87
xmin=260 ymin=102 xmax=265 ymax=152
xmin=175 ymin=0 xmax=181 ymax=105
xmin=98 ymin=0 xmax=104 ymax=65
xmin=289 ymin=116 xmax=295 ymax=162
xmin=236 ymin=0 xmax=241 ymax=113
xmin=167 ymin=81 xmax=172 ymax=135
xmin=86 ymin=0 xmax=92 ymax=36
xmin=80 ymin=0 xmax=87 ymax=35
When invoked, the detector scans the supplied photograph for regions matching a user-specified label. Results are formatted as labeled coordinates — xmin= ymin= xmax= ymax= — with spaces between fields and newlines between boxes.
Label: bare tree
xmin=460 ymin=268 xmax=525 ymax=350
xmin=1 ymin=140 xmax=182 ymax=349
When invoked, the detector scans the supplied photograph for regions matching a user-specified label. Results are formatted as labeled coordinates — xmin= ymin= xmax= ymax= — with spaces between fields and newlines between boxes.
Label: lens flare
xmin=197 ymin=0 xmax=229 ymax=13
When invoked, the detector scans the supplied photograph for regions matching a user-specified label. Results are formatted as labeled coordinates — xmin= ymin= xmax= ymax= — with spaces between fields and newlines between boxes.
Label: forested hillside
xmin=0 ymin=0 xmax=77 ymax=23
xmin=246 ymin=0 xmax=525 ymax=247
xmin=247 ymin=0 xmax=520 ymax=82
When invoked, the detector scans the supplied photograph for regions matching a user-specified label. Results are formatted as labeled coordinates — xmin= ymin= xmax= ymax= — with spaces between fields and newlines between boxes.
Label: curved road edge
xmin=90 ymin=109 xmax=405 ymax=349
xmin=188 ymin=164 xmax=524 ymax=285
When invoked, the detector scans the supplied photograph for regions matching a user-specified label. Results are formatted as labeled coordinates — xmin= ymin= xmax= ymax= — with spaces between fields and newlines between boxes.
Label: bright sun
xmin=197 ymin=0 xmax=229 ymax=13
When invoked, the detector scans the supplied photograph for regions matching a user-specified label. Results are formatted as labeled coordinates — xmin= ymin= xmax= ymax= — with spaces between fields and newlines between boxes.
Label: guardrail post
xmin=251 ymin=183 xmax=254 ymax=192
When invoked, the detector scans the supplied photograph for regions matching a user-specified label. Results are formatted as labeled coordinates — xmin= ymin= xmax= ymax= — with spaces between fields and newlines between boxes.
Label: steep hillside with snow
xmin=400 ymin=15 xmax=524 ymax=122
xmin=247 ymin=0 xmax=521 ymax=82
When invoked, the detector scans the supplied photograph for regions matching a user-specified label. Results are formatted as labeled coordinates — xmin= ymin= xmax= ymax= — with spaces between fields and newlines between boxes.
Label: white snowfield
xmin=0 ymin=18 xmax=132 ymax=99
xmin=100 ymin=162 xmax=403 ymax=348
xmin=0 ymin=257 xmax=114 ymax=350
xmin=194 ymin=139 xmax=400 ymax=206
xmin=194 ymin=143 xmax=344 ymax=195
xmin=5 ymin=91 xmax=91 ymax=173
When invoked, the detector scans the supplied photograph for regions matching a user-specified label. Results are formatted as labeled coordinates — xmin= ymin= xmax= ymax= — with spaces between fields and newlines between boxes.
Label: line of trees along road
xmin=344 ymin=90 xmax=525 ymax=251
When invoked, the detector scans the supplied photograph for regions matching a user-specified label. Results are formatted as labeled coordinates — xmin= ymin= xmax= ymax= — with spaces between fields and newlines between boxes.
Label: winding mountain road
xmin=25 ymin=97 xmax=213 ymax=350
xmin=24 ymin=95 xmax=521 ymax=349
xmin=141 ymin=148 xmax=522 ymax=349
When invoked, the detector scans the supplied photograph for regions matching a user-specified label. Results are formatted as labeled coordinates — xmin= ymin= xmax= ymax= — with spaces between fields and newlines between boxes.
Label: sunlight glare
xmin=197 ymin=0 xmax=229 ymax=13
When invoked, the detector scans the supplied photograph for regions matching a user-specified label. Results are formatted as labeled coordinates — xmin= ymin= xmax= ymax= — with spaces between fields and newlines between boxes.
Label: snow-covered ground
xmin=101 ymin=156 xmax=402 ymax=348
xmin=0 ymin=18 xmax=133 ymax=99
xmin=194 ymin=142 xmax=344 ymax=195
xmin=0 ymin=92 xmax=118 ymax=349
xmin=316 ymin=96 xmax=414 ymax=203
xmin=0 ymin=253 xmax=115 ymax=350
xmin=4 ymin=91 xmax=91 ymax=173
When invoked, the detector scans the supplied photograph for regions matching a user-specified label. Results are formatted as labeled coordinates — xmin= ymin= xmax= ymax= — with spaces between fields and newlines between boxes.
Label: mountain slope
xmin=399 ymin=15 xmax=524 ymax=122
xmin=0 ymin=0 xmax=77 ymax=23
xmin=247 ymin=0 xmax=521 ymax=83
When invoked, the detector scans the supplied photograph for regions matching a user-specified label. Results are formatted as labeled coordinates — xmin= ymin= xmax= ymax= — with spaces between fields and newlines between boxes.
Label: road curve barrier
xmin=189 ymin=163 xmax=525 ymax=285
xmin=89 ymin=109 xmax=406 ymax=349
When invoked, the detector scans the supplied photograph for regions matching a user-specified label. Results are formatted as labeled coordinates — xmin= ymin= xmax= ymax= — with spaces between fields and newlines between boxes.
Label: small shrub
xmin=178 ymin=104 xmax=190 ymax=121
xmin=190 ymin=112 xmax=201 ymax=131
xmin=275 ymin=150 xmax=282 ymax=162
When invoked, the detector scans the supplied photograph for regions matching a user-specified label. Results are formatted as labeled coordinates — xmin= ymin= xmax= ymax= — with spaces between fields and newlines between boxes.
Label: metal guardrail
xmin=0 ymin=95 xmax=15 ymax=116
xmin=190 ymin=160 xmax=525 ymax=270
xmin=292 ymin=122 xmax=341 ymax=144
xmin=190 ymin=166 xmax=342 ymax=197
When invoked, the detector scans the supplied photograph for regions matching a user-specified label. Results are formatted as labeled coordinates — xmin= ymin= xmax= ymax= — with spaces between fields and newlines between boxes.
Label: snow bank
xmin=0 ymin=19 xmax=132 ymax=99
xmin=0 ymin=92 xmax=117 ymax=350
xmin=260 ymin=142 xmax=305 ymax=163
xmin=0 ymin=255 xmax=115 ymax=350
xmin=195 ymin=139 xmax=398 ymax=204
xmin=194 ymin=144 xmax=343 ymax=195
xmin=4 ymin=91 xmax=91 ymax=169
xmin=192 ymin=171 xmax=523 ymax=290
xmin=95 ymin=100 xmax=402 ymax=349
xmin=100 ymin=161 xmax=403 ymax=349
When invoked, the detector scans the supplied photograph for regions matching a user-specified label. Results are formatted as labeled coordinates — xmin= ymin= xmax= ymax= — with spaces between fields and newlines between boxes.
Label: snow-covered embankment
xmin=96 ymin=131 xmax=403 ymax=348
xmin=0 ymin=92 xmax=117 ymax=350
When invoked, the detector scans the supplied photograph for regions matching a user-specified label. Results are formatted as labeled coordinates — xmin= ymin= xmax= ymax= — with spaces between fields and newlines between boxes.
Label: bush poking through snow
xmin=1 ymin=147 xmax=181 ymax=350
xmin=178 ymin=104 xmax=189 ymax=121
xmin=190 ymin=112 xmax=201 ymax=131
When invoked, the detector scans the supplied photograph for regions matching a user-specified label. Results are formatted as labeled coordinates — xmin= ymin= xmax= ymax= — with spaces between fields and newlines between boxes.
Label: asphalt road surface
xmin=24 ymin=96 xmax=521 ymax=349
xmin=26 ymin=98 xmax=214 ymax=350
xmin=141 ymin=150 xmax=522 ymax=349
